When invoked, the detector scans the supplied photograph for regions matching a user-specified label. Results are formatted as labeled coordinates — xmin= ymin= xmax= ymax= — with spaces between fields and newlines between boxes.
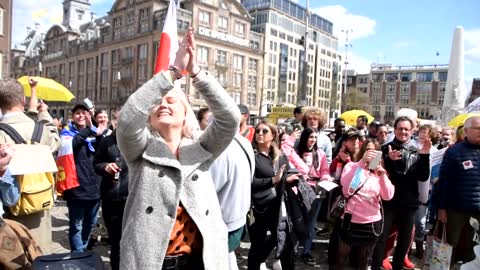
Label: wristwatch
xmin=168 ymin=66 xmax=183 ymax=80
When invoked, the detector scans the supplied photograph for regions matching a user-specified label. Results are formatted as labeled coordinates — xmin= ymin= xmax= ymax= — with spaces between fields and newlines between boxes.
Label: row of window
xmin=372 ymin=71 xmax=448 ymax=82
xmin=198 ymin=9 xmax=246 ymax=38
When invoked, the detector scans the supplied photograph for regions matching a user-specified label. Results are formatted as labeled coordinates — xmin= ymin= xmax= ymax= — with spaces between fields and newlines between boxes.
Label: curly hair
xmin=301 ymin=107 xmax=327 ymax=130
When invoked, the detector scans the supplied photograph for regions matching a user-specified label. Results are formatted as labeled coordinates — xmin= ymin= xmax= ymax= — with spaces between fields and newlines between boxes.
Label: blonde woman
xmin=117 ymin=28 xmax=240 ymax=269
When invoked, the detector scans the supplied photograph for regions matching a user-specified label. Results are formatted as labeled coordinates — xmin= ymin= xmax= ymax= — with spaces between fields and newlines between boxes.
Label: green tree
xmin=342 ymin=87 xmax=370 ymax=111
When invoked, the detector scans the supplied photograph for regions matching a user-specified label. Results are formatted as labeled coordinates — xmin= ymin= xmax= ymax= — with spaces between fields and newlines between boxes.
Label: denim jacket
xmin=0 ymin=168 xmax=20 ymax=216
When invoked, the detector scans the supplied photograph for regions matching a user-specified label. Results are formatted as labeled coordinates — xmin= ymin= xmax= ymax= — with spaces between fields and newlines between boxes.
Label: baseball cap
xmin=238 ymin=104 xmax=249 ymax=114
xmin=71 ymin=102 xmax=89 ymax=113
xmin=342 ymin=128 xmax=360 ymax=141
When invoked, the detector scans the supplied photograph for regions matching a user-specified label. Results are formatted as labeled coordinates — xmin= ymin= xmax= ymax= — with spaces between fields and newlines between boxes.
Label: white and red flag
xmin=154 ymin=0 xmax=179 ymax=74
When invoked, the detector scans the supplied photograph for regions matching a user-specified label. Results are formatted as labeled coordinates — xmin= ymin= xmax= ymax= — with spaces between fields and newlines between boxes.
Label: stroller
xmin=460 ymin=218 xmax=480 ymax=270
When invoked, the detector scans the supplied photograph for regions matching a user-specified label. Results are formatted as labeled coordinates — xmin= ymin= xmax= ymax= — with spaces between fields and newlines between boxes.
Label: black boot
xmin=415 ymin=240 xmax=424 ymax=259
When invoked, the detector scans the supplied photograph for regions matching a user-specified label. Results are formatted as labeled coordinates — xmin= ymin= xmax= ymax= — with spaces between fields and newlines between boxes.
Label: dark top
xmin=93 ymin=130 xmax=129 ymax=201
xmin=381 ymin=138 xmax=430 ymax=209
xmin=438 ymin=139 xmax=480 ymax=212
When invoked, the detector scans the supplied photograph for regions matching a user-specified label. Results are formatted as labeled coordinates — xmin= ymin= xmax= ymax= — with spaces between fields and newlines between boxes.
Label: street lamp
xmin=342 ymin=29 xmax=353 ymax=110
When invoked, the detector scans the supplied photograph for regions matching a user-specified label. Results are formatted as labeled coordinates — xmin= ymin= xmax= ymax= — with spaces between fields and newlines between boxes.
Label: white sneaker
xmin=259 ymin=262 xmax=269 ymax=270
xmin=272 ymin=259 xmax=282 ymax=270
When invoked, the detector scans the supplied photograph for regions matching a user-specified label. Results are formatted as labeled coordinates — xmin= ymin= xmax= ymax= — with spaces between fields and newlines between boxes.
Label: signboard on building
xmin=198 ymin=26 xmax=249 ymax=47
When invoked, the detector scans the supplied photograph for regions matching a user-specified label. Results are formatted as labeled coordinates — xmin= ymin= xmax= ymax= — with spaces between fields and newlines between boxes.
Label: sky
xmin=11 ymin=0 xmax=480 ymax=92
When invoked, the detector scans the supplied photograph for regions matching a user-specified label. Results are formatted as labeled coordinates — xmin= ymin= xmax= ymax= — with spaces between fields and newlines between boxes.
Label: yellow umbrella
xmin=17 ymin=76 xmax=75 ymax=102
xmin=448 ymin=112 xmax=480 ymax=128
xmin=340 ymin=110 xmax=375 ymax=126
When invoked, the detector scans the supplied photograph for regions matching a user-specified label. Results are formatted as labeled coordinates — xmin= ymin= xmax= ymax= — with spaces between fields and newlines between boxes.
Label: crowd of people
xmin=0 ymin=28 xmax=479 ymax=270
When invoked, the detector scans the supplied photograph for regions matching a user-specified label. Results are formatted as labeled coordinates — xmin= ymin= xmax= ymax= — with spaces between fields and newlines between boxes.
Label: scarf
xmin=61 ymin=123 xmax=96 ymax=152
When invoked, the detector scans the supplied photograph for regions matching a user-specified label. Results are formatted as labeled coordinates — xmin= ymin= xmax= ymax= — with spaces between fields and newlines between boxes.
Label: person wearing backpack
xmin=0 ymin=78 xmax=60 ymax=254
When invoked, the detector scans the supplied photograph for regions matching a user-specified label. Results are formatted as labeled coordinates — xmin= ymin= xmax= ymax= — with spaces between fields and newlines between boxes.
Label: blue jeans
xmin=303 ymin=198 xmax=322 ymax=255
xmin=67 ymin=199 xmax=100 ymax=252
xmin=415 ymin=204 xmax=428 ymax=241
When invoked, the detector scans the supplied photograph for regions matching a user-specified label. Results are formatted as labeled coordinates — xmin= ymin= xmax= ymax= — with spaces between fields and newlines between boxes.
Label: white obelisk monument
xmin=440 ymin=26 xmax=467 ymax=126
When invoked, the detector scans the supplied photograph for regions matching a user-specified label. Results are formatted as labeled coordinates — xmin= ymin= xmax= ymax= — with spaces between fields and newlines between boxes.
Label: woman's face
xmin=418 ymin=128 xmax=430 ymax=142
xmin=307 ymin=132 xmax=317 ymax=149
xmin=255 ymin=124 xmax=274 ymax=145
xmin=95 ymin=112 xmax=109 ymax=125
xmin=365 ymin=142 xmax=376 ymax=151
xmin=344 ymin=137 xmax=359 ymax=153
xmin=150 ymin=90 xmax=187 ymax=132
xmin=199 ymin=111 xmax=211 ymax=131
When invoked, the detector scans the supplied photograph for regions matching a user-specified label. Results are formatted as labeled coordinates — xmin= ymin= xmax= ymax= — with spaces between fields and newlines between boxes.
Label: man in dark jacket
xmin=94 ymin=121 xmax=128 ymax=270
xmin=438 ymin=115 xmax=480 ymax=263
xmin=371 ymin=116 xmax=431 ymax=270
xmin=62 ymin=102 xmax=107 ymax=252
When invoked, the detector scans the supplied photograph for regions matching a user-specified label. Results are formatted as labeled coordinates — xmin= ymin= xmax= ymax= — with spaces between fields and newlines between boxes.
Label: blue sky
xmin=12 ymin=0 xmax=480 ymax=90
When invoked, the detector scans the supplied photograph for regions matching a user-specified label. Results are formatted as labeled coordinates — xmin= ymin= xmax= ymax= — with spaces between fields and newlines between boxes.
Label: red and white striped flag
xmin=154 ymin=0 xmax=179 ymax=74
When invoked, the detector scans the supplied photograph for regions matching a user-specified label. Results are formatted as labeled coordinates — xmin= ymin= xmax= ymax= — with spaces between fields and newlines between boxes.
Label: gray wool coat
xmin=117 ymin=71 xmax=240 ymax=269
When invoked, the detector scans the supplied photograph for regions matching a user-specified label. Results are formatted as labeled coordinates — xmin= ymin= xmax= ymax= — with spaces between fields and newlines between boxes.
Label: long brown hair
xmin=356 ymin=138 xmax=381 ymax=161
xmin=252 ymin=120 xmax=280 ymax=164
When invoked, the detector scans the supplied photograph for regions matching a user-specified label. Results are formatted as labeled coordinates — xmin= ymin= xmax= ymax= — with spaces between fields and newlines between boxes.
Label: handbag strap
xmin=234 ymin=137 xmax=252 ymax=177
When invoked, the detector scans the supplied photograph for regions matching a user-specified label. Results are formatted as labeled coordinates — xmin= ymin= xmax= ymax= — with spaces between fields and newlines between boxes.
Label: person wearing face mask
xmin=370 ymin=116 xmax=431 ymax=270
xmin=335 ymin=138 xmax=394 ymax=270
xmin=117 ymin=28 xmax=240 ymax=270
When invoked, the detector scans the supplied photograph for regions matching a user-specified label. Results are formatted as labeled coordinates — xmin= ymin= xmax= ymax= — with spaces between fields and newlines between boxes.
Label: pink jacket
xmin=281 ymin=135 xmax=332 ymax=186
xmin=340 ymin=161 xmax=395 ymax=224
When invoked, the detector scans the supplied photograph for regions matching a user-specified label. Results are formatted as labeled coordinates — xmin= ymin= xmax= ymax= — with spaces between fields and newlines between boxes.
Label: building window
xmin=231 ymin=91 xmax=240 ymax=104
xmin=372 ymin=95 xmax=381 ymax=104
xmin=400 ymin=73 xmax=412 ymax=82
xmin=372 ymin=83 xmax=381 ymax=94
xmin=372 ymin=73 xmax=383 ymax=82
xmin=235 ymin=22 xmax=245 ymax=37
xmin=387 ymin=83 xmax=395 ymax=93
xmin=416 ymin=83 xmax=431 ymax=105
xmin=138 ymin=44 xmax=148 ymax=60
xmin=417 ymin=72 xmax=433 ymax=82
xmin=199 ymin=10 xmax=210 ymax=25
xmin=217 ymin=16 xmax=228 ymax=30
xmin=401 ymin=83 xmax=410 ymax=94
xmin=400 ymin=95 xmax=409 ymax=104
xmin=140 ymin=8 xmax=150 ymax=20
xmin=438 ymin=71 xmax=448 ymax=82
xmin=386 ymin=73 xmax=398 ymax=82
xmin=216 ymin=50 xmax=227 ymax=64
xmin=386 ymin=95 xmax=395 ymax=104
xmin=233 ymin=55 xmax=243 ymax=70
xmin=385 ymin=107 xmax=395 ymax=117
xmin=197 ymin=46 xmax=209 ymax=64
xmin=127 ymin=12 xmax=135 ymax=25
xmin=233 ymin=72 xmax=242 ymax=88
xmin=372 ymin=106 xmax=380 ymax=116
xmin=0 ymin=8 xmax=4 ymax=36
xmin=114 ymin=17 xmax=122 ymax=28
xmin=138 ymin=63 xmax=147 ymax=80
xmin=249 ymin=59 xmax=258 ymax=73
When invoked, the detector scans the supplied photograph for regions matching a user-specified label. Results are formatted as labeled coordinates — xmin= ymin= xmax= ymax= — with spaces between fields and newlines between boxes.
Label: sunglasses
xmin=255 ymin=128 xmax=270 ymax=135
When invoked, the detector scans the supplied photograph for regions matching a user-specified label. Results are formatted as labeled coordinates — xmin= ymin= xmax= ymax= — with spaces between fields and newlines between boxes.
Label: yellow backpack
xmin=0 ymin=121 xmax=55 ymax=216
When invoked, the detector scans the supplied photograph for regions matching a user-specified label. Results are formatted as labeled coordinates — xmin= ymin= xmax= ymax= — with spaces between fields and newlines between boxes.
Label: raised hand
xmin=362 ymin=149 xmax=377 ymax=163
xmin=173 ymin=28 xmax=193 ymax=73
xmin=419 ymin=137 xmax=432 ymax=154
xmin=388 ymin=145 xmax=402 ymax=161
xmin=272 ymin=164 xmax=286 ymax=185
xmin=28 ymin=77 xmax=38 ymax=87
xmin=96 ymin=121 xmax=108 ymax=136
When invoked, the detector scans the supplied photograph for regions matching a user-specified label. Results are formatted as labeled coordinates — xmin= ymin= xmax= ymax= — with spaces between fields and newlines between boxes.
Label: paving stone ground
xmin=51 ymin=201 xmax=426 ymax=269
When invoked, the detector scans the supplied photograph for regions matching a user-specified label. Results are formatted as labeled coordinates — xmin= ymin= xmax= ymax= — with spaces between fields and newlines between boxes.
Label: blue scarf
xmin=61 ymin=123 xmax=96 ymax=152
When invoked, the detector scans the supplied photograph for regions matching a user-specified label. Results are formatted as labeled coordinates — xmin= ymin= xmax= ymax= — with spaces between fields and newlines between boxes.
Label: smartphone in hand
xmin=368 ymin=150 xmax=383 ymax=170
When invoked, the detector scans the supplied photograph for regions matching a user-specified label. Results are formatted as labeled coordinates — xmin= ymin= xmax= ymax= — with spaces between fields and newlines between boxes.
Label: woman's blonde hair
xmin=148 ymin=88 xmax=200 ymax=140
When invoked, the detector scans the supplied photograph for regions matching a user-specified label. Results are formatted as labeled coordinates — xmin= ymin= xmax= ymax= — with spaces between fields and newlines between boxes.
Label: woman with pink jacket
xmin=336 ymin=138 xmax=395 ymax=270
xmin=281 ymin=127 xmax=332 ymax=266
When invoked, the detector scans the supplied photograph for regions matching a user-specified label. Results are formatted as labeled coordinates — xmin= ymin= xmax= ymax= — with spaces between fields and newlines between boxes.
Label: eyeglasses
xmin=255 ymin=128 xmax=270 ymax=135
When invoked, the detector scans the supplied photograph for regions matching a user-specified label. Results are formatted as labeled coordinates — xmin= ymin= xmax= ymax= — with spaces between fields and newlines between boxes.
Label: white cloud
xmin=311 ymin=5 xmax=376 ymax=46
xmin=12 ymin=0 xmax=63 ymax=47
xmin=12 ymin=0 xmax=110 ymax=48
xmin=347 ymin=52 xmax=372 ymax=74
xmin=464 ymin=28 xmax=480 ymax=63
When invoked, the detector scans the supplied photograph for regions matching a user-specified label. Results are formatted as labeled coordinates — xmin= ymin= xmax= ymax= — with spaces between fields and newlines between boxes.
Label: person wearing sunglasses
xmin=249 ymin=120 xmax=298 ymax=270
